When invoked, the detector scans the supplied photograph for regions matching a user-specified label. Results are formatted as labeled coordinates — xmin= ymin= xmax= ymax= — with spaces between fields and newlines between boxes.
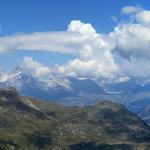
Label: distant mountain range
xmin=0 ymin=88 xmax=150 ymax=150
xmin=0 ymin=70 xmax=105 ymax=101
xmin=0 ymin=68 xmax=150 ymax=125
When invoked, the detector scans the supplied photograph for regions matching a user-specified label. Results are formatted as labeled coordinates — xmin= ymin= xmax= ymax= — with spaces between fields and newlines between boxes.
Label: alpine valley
xmin=1 ymin=0 xmax=150 ymax=150
xmin=0 ymin=68 xmax=150 ymax=127
xmin=0 ymin=88 xmax=150 ymax=150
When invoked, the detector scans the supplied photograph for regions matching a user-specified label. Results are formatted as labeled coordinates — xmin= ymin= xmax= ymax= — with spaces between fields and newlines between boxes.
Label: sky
xmin=0 ymin=0 xmax=150 ymax=80
xmin=1 ymin=0 xmax=148 ymax=35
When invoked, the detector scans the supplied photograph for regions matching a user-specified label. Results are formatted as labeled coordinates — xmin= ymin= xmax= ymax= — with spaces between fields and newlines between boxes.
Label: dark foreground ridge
xmin=0 ymin=88 xmax=150 ymax=150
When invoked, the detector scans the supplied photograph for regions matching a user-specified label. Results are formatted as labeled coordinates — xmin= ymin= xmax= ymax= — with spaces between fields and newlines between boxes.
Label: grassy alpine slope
xmin=0 ymin=88 xmax=150 ymax=150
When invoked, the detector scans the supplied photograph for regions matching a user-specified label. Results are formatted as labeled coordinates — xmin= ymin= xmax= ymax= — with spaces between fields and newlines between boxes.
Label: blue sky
xmin=1 ymin=0 xmax=149 ymax=35
xmin=0 ymin=0 xmax=150 ymax=78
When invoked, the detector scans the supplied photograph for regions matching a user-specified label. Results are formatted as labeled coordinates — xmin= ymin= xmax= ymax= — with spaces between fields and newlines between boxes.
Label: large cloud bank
xmin=1 ymin=6 xmax=150 ymax=80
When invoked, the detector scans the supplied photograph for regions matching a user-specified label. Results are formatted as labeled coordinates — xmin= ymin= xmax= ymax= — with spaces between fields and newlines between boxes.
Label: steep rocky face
xmin=0 ymin=89 xmax=150 ymax=150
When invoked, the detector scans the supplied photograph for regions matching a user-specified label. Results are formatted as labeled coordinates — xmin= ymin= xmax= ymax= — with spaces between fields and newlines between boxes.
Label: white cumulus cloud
xmin=1 ymin=6 xmax=150 ymax=79
xmin=0 ymin=20 xmax=118 ymax=78
xmin=21 ymin=56 xmax=51 ymax=80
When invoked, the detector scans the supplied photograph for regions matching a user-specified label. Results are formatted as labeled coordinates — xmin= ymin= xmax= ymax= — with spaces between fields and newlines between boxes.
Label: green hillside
xmin=0 ymin=88 xmax=150 ymax=150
